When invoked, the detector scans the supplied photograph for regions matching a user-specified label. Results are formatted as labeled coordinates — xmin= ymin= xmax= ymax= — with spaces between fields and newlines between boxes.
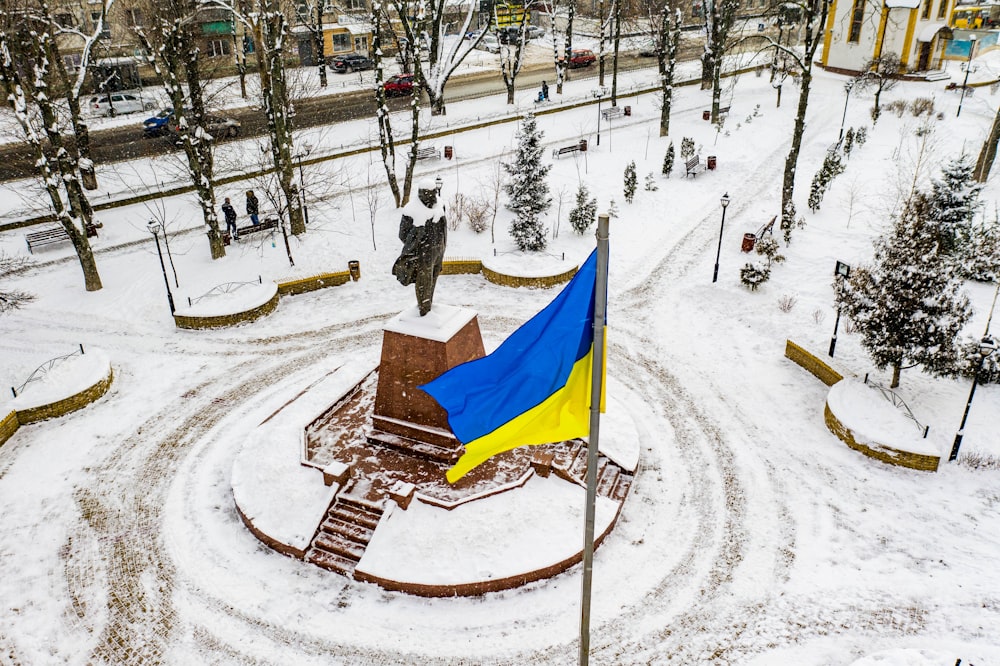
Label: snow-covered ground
xmin=1 ymin=49 xmax=1000 ymax=665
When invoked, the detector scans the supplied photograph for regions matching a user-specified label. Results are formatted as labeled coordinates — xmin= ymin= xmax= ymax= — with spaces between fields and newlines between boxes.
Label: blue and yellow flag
xmin=421 ymin=250 xmax=604 ymax=483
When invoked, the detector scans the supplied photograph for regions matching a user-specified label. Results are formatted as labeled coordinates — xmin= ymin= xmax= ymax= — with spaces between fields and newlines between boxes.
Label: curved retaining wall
xmin=15 ymin=367 xmax=114 ymax=426
xmin=0 ymin=410 xmax=18 ymax=447
xmin=482 ymin=263 xmax=578 ymax=289
xmin=784 ymin=340 xmax=844 ymax=386
xmin=277 ymin=270 xmax=352 ymax=296
xmin=173 ymin=290 xmax=280 ymax=330
xmin=823 ymin=402 xmax=940 ymax=472
xmin=353 ymin=503 xmax=621 ymax=597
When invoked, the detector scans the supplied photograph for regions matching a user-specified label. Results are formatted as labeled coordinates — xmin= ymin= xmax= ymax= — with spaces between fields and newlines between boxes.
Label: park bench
xmin=718 ymin=105 xmax=731 ymax=117
xmin=415 ymin=146 xmax=440 ymax=160
xmin=601 ymin=105 xmax=624 ymax=121
xmin=685 ymin=155 xmax=708 ymax=178
xmin=229 ymin=215 xmax=278 ymax=243
xmin=25 ymin=223 xmax=98 ymax=254
xmin=552 ymin=140 xmax=587 ymax=159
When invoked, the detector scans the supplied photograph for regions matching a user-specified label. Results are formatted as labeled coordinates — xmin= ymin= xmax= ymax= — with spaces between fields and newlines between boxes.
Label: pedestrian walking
xmin=246 ymin=190 xmax=260 ymax=226
xmin=222 ymin=197 xmax=238 ymax=240
xmin=541 ymin=80 xmax=549 ymax=101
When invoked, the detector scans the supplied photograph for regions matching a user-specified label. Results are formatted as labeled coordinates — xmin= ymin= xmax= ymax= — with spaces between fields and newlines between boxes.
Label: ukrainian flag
xmin=421 ymin=250 xmax=604 ymax=483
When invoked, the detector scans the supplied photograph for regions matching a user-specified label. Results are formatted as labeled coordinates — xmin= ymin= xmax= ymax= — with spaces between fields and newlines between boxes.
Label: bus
xmin=951 ymin=5 xmax=1000 ymax=29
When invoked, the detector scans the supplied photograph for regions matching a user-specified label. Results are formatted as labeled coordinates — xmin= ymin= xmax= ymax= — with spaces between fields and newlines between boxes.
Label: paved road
xmin=0 ymin=54 xmax=657 ymax=183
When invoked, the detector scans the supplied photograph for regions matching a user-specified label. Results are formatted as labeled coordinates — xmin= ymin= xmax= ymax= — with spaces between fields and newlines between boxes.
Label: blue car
xmin=142 ymin=108 xmax=174 ymax=138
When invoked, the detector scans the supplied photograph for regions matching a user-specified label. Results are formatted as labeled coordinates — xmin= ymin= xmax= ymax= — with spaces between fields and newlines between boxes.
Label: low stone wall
xmin=0 ymin=410 xmax=19 ymax=447
xmin=173 ymin=291 xmax=280 ymax=330
xmin=353 ymin=502 xmax=621 ymax=597
xmin=784 ymin=340 xmax=844 ymax=386
xmin=482 ymin=264 xmax=578 ymax=289
xmin=441 ymin=259 xmax=483 ymax=276
xmin=15 ymin=368 xmax=114 ymax=426
xmin=824 ymin=402 xmax=940 ymax=472
xmin=277 ymin=271 xmax=352 ymax=296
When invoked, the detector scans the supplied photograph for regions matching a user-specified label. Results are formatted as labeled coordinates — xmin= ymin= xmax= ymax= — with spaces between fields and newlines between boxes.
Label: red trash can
xmin=578 ymin=139 xmax=588 ymax=152
xmin=742 ymin=233 xmax=756 ymax=253
xmin=444 ymin=145 xmax=453 ymax=159
xmin=703 ymin=110 xmax=711 ymax=120
xmin=624 ymin=105 xmax=631 ymax=116
xmin=707 ymin=155 xmax=717 ymax=170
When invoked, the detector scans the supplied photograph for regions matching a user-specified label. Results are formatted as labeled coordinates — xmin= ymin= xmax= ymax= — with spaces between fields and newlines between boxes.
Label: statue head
xmin=417 ymin=178 xmax=438 ymax=208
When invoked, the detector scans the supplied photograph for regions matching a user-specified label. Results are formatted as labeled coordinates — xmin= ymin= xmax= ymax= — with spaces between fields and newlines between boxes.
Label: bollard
xmin=348 ymin=260 xmax=361 ymax=281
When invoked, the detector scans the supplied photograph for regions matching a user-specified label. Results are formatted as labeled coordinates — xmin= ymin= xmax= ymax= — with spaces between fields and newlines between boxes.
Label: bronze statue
xmin=392 ymin=179 xmax=447 ymax=316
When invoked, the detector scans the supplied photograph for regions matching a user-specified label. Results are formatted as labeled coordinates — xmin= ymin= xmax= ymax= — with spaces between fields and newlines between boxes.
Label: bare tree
xmin=652 ymin=1 xmax=682 ymax=136
xmin=774 ymin=0 xmax=832 ymax=243
xmin=0 ymin=252 xmax=34 ymax=313
xmin=498 ymin=8 xmax=531 ymax=105
xmin=133 ymin=0 xmax=227 ymax=259
xmin=0 ymin=9 xmax=103 ymax=290
xmin=854 ymin=52 xmax=901 ymax=123
xmin=701 ymin=0 xmax=741 ymax=123
xmin=387 ymin=0 xmax=482 ymax=116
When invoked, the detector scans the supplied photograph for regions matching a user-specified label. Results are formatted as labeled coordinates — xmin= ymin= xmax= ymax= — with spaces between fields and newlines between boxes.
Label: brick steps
xmin=550 ymin=440 xmax=633 ymax=502
xmin=305 ymin=494 xmax=385 ymax=577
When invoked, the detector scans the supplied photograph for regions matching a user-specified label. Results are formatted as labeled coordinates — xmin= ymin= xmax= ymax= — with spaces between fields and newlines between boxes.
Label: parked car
xmin=464 ymin=29 xmax=483 ymax=40
xmin=525 ymin=26 xmax=545 ymax=40
xmin=329 ymin=54 xmax=372 ymax=73
xmin=638 ymin=39 xmax=658 ymax=57
xmin=567 ymin=48 xmax=596 ymax=68
xmin=383 ymin=73 xmax=415 ymax=97
xmin=165 ymin=114 xmax=241 ymax=144
xmin=476 ymin=34 xmax=501 ymax=53
xmin=497 ymin=26 xmax=521 ymax=44
xmin=89 ymin=91 xmax=156 ymax=117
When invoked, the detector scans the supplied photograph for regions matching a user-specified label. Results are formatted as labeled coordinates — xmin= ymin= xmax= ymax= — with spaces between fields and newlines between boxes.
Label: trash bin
xmin=707 ymin=155 xmax=717 ymax=170
xmin=444 ymin=145 xmax=453 ymax=159
xmin=578 ymin=139 xmax=588 ymax=152
xmin=742 ymin=233 xmax=756 ymax=253
xmin=348 ymin=260 xmax=361 ymax=281
xmin=624 ymin=105 xmax=631 ymax=116
xmin=703 ymin=110 xmax=711 ymax=121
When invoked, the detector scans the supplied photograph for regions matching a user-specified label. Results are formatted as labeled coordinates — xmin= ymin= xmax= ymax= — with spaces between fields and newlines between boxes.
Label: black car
xmin=329 ymin=54 xmax=372 ymax=73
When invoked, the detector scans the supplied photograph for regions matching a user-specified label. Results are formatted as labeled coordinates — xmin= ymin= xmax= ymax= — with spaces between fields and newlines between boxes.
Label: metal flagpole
xmin=579 ymin=214 xmax=610 ymax=666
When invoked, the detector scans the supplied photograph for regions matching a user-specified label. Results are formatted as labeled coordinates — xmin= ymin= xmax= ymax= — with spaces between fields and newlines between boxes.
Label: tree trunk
xmin=598 ymin=0 xmax=606 ymax=87
xmin=781 ymin=68 xmax=813 ymax=242
xmin=610 ymin=1 xmax=620 ymax=106
xmin=315 ymin=4 xmax=327 ymax=88
xmin=371 ymin=6 xmax=401 ymax=207
xmin=974 ymin=105 xmax=1000 ymax=182
xmin=890 ymin=362 xmax=901 ymax=389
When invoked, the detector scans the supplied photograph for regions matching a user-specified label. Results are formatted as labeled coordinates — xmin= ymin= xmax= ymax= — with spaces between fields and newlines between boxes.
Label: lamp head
xmin=147 ymin=220 xmax=161 ymax=235
xmin=979 ymin=335 xmax=997 ymax=356
xmin=721 ymin=192 xmax=730 ymax=209
xmin=970 ymin=33 xmax=977 ymax=41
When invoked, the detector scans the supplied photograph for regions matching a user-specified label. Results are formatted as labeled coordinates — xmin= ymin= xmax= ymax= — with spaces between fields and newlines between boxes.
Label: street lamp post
xmin=713 ymin=192 xmax=730 ymax=283
xmin=949 ymin=335 xmax=998 ymax=461
xmin=158 ymin=221 xmax=179 ymax=288
xmin=829 ymin=260 xmax=851 ymax=357
xmin=838 ymin=80 xmax=855 ymax=143
xmin=957 ymin=34 xmax=977 ymax=118
xmin=435 ymin=175 xmax=443 ymax=195
xmin=147 ymin=221 xmax=175 ymax=314
xmin=591 ymin=87 xmax=608 ymax=146
xmin=294 ymin=142 xmax=312 ymax=226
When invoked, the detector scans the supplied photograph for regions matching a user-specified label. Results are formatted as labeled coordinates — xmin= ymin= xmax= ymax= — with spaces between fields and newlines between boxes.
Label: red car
xmin=567 ymin=49 xmax=596 ymax=68
xmin=384 ymin=73 xmax=415 ymax=97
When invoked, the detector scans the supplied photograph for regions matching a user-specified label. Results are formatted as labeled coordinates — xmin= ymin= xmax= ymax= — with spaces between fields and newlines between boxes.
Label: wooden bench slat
xmin=685 ymin=156 xmax=707 ymax=178
xmin=415 ymin=146 xmax=440 ymax=160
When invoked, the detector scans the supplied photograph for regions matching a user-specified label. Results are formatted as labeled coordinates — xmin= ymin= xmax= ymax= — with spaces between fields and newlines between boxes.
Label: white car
xmin=525 ymin=26 xmax=545 ymax=40
xmin=476 ymin=34 xmax=501 ymax=54
xmin=88 ymin=91 xmax=156 ymax=117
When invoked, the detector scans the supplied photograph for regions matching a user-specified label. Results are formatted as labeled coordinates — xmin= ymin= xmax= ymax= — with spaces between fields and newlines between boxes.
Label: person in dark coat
xmin=541 ymin=80 xmax=549 ymax=101
xmin=246 ymin=190 xmax=260 ymax=225
xmin=392 ymin=179 xmax=447 ymax=316
xmin=221 ymin=197 xmax=238 ymax=240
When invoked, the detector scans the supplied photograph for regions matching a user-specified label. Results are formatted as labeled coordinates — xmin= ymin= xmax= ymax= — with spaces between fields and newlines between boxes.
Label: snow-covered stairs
xmin=550 ymin=441 xmax=632 ymax=502
xmin=304 ymin=495 xmax=384 ymax=577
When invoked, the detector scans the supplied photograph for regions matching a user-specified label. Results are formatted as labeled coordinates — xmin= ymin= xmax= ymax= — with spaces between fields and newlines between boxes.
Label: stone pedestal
xmin=369 ymin=305 xmax=485 ymax=462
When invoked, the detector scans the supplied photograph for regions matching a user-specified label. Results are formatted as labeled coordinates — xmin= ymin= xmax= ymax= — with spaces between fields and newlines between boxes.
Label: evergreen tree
xmin=928 ymin=153 xmax=982 ymax=255
xmin=843 ymin=127 xmax=855 ymax=158
xmin=644 ymin=173 xmax=659 ymax=191
xmin=808 ymin=171 xmax=824 ymax=211
xmin=663 ymin=141 xmax=675 ymax=176
xmin=608 ymin=198 xmax=620 ymax=218
xmin=569 ymin=184 xmax=598 ymax=234
xmin=807 ymin=150 xmax=845 ymax=212
xmin=624 ymin=161 xmax=637 ymax=203
xmin=960 ymin=219 xmax=1000 ymax=281
xmin=834 ymin=193 xmax=972 ymax=388
xmin=503 ymin=113 xmax=551 ymax=251
xmin=855 ymin=126 xmax=868 ymax=147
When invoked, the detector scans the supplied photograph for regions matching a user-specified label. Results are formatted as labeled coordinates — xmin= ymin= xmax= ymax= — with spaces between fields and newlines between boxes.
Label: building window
xmin=62 ymin=53 xmax=82 ymax=72
xmin=937 ymin=0 xmax=947 ymax=19
xmin=344 ymin=0 xmax=365 ymax=9
xmin=921 ymin=0 xmax=931 ymax=19
xmin=847 ymin=0 xmax=865 ymax=42
xmin=332 ymin=32 xmax=351 ymax=51
xmin=55 ymin=12 xmax=75 ymax=27
xmin=127 ymin=8 xmax=143 ymax=26
xmin=207 ymin=39 xmax=231 ymax=57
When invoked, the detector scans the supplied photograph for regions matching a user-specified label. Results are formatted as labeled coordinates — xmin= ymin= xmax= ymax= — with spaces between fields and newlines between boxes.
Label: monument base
xmin=369 ymin=304 xmax=485 ymax=462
